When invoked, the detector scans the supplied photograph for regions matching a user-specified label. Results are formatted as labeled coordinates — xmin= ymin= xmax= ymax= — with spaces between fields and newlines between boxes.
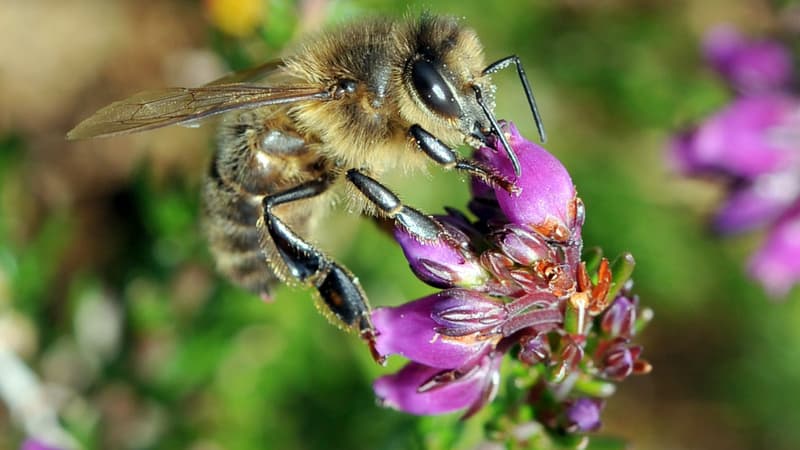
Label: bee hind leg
xmin=262 ymin=177 xmax=384 ymax=364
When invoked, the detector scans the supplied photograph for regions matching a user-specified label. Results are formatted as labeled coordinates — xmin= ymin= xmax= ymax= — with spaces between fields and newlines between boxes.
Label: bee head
xmin=398 ymin=15 xmax=511 ymax=166
xmin=398 ymin=14 xmax=546 ymax=176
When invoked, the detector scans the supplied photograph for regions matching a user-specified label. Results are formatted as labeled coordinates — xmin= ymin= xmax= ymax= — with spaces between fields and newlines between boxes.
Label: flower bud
xmin=518 ymin=333 xmax=551 ymax=365
xmin=372 ymin=292 xmax=500 ymax=369
xmin=601 ymin=296 xmax=636 ymax=338
xmin=394 ymin=226 xmax=488 ymax=288
xmin=476 ymin=122 xmax=577 ymax=233
xmin=597 ymin=339 xmax=640 ymax=381
xmin=564 ymin=398 xmax=603 ymax=432
xmin=494 ymin=223 xmax=554 ymax=266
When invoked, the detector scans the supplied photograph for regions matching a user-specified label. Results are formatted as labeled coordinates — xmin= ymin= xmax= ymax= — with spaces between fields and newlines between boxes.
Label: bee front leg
xmin=262 ymin=177 xmax=383 ymax=364
xmin=409 ymin=124 xmax=518 ymax=194
xmin=346 ymin=169 xmax=445 ymax=243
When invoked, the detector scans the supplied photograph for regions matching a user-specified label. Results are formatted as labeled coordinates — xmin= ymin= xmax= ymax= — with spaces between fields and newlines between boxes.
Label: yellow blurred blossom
xmin=205 ymin=0 xmax=265 ymax=37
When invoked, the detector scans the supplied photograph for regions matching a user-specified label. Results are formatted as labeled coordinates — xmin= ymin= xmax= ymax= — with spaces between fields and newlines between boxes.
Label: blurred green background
xmin=1 ymin=0 xmax=799 ymax=449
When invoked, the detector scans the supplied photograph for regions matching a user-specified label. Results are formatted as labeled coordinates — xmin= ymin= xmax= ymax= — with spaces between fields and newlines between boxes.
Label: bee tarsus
xmin=346 ymin=169 xmax=443 ymax=243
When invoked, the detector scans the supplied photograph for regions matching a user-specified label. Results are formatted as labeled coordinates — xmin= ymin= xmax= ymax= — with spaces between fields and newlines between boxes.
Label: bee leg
xmin=346 ymin=169 xmax=445 ymax=243
xmin=408 ymin=124 xmax=518 ymax=194
xmin=262 ymin=178 xmax=384 ymax=364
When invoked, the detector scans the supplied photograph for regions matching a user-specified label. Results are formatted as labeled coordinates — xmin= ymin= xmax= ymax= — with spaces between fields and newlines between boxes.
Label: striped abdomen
xmin=202 ymin=109 xmax=328 ymax=298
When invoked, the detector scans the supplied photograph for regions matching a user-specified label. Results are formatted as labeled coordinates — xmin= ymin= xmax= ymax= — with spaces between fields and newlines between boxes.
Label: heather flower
xmin=20 ymin=439 xmax=65 ymax=450
xmin=670 ymin=95 xmax=800 ymax=180
xmin=704 ymin=26 xmax=793 ymax=93
xmin=749 ymin=205 xmax=800 ymax=296
xmin=373 ymin=122 xmax=651 ymax=438
xmin=564 ymin=398 xmax=604 ymax=432
xmin=670 ymin=26 xmax=800 ymax=297
xmin=475 ymin=122 xmax=580 ymax=236
xmin=393 ymin=225 xmax=489 ymax=288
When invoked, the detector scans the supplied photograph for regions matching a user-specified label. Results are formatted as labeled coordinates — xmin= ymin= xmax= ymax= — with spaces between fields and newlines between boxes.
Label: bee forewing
xmin=67 ymin=84 xmax=330 ymax=140
xmin=205 ymin=59 xmax=288 ymax=85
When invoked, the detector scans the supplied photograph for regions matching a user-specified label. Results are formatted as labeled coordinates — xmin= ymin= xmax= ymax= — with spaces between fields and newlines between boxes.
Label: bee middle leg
xmin=261 ymin=176 xmax=383 ymax=364
xmin=346 ymin=169 xmax=446 ymax=243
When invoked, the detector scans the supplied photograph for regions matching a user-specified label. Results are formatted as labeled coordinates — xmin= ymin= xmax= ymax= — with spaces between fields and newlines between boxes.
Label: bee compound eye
xmin=410 ymin=59 xmax=462 ymax=118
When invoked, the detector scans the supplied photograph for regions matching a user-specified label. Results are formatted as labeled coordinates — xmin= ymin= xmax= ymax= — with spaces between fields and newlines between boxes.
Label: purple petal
xmin=518 ymin=332 xmax=551 ymax=365
xmin=495 ymin=223 xmax=555 ymax=266
xmin=601 ymin=344 xmax=635 ymax=380
xmin=476 ymin=122 xmax=576 ymax=230
xmin=749 ymin=204 xmax=800 ymax=297
xmin=372 ymin=293 xmax=498 ymax=368
xmin=714 ymin=171 xmax=800 ymax=233
xmin=704 ymin=26 xmax=793 ymax=93
xmin=601 ymin=296 xmax=636 ymax=338
xmin=394 ymin=226 xmax=487 ymax=288
xmin=20 ymin=439 xmax=64 ymax=450
xmin=374 ymin=355 xmax=501 ymax=415
xmin=565 ymin=398 xmax=603 ymax=432
xmin=670 ymin=95 xmax=800 ymax=177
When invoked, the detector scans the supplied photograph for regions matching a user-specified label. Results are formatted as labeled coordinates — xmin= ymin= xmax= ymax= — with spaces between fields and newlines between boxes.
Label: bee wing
xmin=205 ymin=59 xmax=289 ymax=85
xmin=67 ymin=83 xmax=331 ymax=139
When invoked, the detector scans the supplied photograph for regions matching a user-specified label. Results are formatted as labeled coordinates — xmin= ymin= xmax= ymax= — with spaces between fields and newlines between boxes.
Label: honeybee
xmin=68 ymin=13 xmax=545 ymax=362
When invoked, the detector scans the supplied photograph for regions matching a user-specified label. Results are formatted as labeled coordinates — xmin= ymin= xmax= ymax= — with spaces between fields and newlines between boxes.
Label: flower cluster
xmin=372 ymin=123 xmax=651 ymax=435
xmin=670 ymin=26 xmax=800 ymax=297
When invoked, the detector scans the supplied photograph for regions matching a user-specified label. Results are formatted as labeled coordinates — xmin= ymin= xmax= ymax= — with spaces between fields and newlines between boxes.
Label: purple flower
xmin=373 ymin=122 xmax=650 ymax=425
xmin=374 ymin=353 xmax=502 ymax=416
xmin=475 ymin=122 xmax=580 ymax=239
xmin=394 ymin=223 xmax=488 ymax=288
xmin=20 ymin=439 xmax=64 ymax=450
xmin=601 ymin=296 xmax=636 ymax=339
xmin=669 ymin=95 xmax=800 ymax=179
xmin=372 ymin=291 xmax=503 ymax=369
xmin=749 ymin=205 xmax=800 ymax=297
xmin=564 ymin=398 xmax=604 ymax=432
xmin=704 ymin=26 xmax=793 ymax=93
xmin=670 ymin=26 xmax=800 ymax=297
xmin=714 ymin=172 xmax=800 ymax=234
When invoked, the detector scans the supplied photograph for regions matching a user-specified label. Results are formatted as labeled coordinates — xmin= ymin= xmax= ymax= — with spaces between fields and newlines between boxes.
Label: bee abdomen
xmin=202 ymin=162 xmax=279 ymax=297
xmin=202 ymin=115 xmax=323 ymax=299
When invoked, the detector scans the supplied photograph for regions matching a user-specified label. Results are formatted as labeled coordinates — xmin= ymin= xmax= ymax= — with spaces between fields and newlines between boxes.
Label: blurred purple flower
xmin=20 ymin=439 xmax=64 ymax=450
xmin=564 ymin=398 xmax=604 ymax=432
xmin=373 ymin=122 xmax=650 ymax=426
xmin=749 ymin=205 xmax=800 ymax=297
xmin=670 ymin=95 xmax=800 ymax=179
xmin=671 ymin=26 xmax=800 ymax=297
xmin=704 ymin=25 xmax=793 ymax=93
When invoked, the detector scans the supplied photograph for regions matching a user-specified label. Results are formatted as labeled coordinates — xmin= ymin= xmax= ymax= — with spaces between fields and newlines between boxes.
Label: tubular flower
xmin=669 ymin=26 xmax=800 ymax=297
xmin=703 ymin=25 xmax=793 ymax=94
xmin=749 ymin=205 xmax=800 ymax=297
xmin=373 ymin=122 xmax=651 ymax=433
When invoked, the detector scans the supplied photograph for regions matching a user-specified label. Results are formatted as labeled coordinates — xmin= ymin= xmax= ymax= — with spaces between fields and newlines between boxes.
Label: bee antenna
xmin=483 ymin=55 xmax=547 ymax=144
xmin=472 ymin=85 xmax=521 ymax=177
